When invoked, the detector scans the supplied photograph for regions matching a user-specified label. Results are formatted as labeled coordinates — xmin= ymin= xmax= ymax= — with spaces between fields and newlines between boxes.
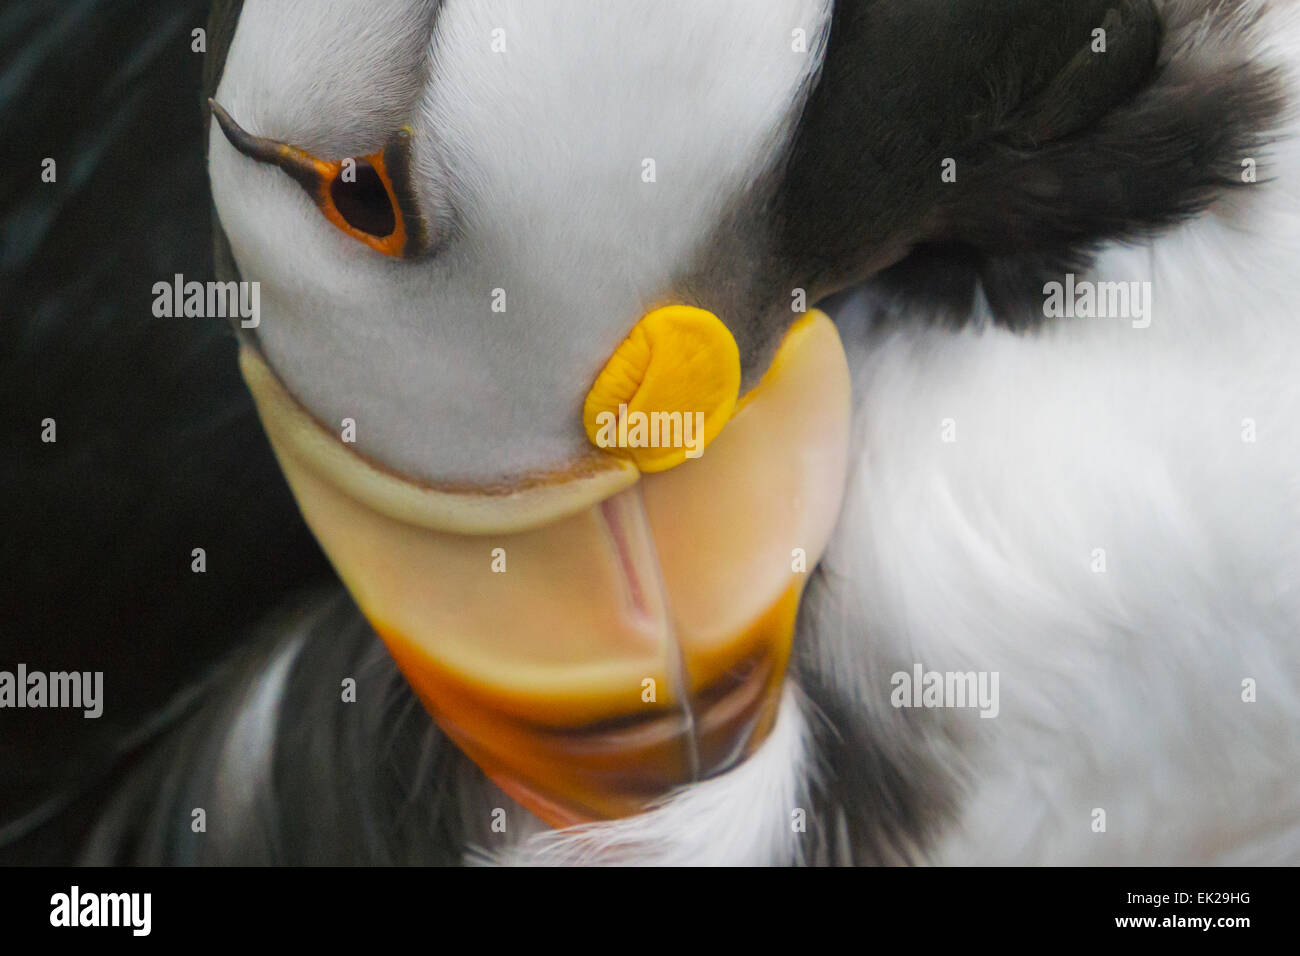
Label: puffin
xmin=74 ymin=0 xmax=1300 ymax=865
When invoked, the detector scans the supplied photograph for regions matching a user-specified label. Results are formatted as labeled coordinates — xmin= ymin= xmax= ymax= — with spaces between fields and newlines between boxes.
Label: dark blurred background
xmin=0 ymin=0 xmax=331 ymax=863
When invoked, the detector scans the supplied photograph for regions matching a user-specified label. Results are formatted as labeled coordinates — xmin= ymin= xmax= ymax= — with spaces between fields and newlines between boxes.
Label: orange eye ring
xmin=210 ymin=99 xmax=425 ymax=259
xmin=316 ymin=144 xmax=409 ymax=258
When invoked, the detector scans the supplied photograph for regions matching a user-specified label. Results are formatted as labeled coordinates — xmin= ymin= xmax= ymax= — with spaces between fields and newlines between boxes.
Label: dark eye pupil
xmin=330 ymin=160 xmax=396 ymax=238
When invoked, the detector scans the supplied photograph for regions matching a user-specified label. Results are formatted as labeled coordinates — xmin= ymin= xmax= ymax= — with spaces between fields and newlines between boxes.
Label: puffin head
xmin=206 ymin=0 xmax=1236 ymax=826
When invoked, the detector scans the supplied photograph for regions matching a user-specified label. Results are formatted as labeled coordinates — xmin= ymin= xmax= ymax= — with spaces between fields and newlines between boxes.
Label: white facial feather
xmin=211 ymin=0 xmax=831 ymax=484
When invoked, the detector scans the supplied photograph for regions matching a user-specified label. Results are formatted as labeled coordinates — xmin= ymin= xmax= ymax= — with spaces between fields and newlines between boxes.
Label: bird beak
xmin=239 ymin=309 xmax=851 ymax=827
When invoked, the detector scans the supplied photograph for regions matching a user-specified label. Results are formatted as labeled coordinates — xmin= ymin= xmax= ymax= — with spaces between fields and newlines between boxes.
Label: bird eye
xmin=209 ymin=99 xmax=425 ymax=259
xmin=330 ymin=160 xmax=397 ymax=239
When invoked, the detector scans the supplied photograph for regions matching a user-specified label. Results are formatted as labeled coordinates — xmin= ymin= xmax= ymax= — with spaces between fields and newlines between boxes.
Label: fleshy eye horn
xmin=209 ymin=99 xmax=426 ymax=259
